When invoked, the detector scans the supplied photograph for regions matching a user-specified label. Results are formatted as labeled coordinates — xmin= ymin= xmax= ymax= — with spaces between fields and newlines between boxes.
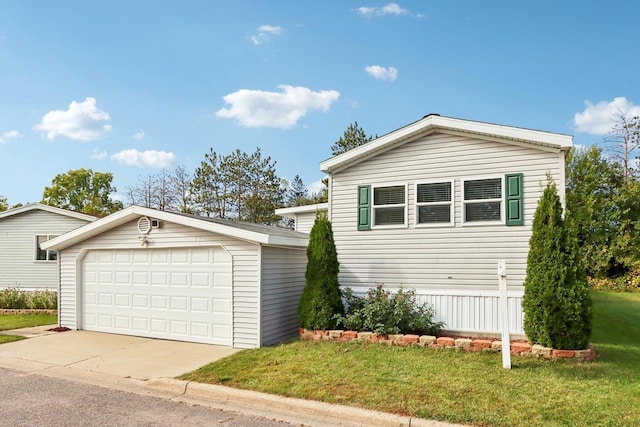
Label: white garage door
xmin=81 ymin=247 xmax=233 ymax=346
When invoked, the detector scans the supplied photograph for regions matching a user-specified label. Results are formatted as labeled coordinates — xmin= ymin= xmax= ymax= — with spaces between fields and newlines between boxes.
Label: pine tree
xmin=298 ymin=212 xmax=344 ymax=330
xmin=330 ymin=121 xmax=374 ymax=156
xmin=522 ymin=178 xmax=592 ymax=349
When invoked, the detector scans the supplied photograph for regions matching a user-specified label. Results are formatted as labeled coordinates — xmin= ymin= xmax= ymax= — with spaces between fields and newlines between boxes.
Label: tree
xmin=604 ymin=109 xmax=640 ymax=182
xmin=285 ymin=175 xmax=310 ymax=207
xmin=169 ymin=165 xmax=195 ymax=213
xmin=42 ymin=169 xmax=122 ymax=215
xmin=191 ymin=147 xmax=284 ymax=224
xmin=330 ymin=121 xmax=374 ymax=156
xmin=0 ymin=195 xmax=7 ymax=212
xmin=566 ymin=146 xmax=623 ymax=277
xmin=522 ymin=178 xmax=592 ymax=350
xmin=298 ymin=212 xmax=344 ymax=330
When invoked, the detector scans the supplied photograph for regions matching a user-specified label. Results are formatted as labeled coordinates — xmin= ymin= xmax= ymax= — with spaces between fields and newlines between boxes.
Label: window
xmin=463 ymin=177 xmax=503 ymax=223
xmin=372 ymin=184 xmax=406 ymax=226
xmin=35 ymin=235 xmax=58 ymax=261
xmin=416 ymin=181 xmax=454 ymax=226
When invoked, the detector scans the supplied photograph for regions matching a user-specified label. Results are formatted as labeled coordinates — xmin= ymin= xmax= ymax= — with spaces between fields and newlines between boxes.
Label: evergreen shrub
xmin=298 ymin=212 xmax=344 ymax=330
xmin=522 ymin=179 xmax=592 ymax=350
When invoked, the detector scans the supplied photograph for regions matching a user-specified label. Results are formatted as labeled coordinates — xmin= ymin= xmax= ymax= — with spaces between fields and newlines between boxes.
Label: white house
xmin=42 ymin=206 xmax=308 ymax=348
xmin=0 ymin=204 xmax=96 ymax=290
xmin=318 ymin=114 xmax=572 ymax=337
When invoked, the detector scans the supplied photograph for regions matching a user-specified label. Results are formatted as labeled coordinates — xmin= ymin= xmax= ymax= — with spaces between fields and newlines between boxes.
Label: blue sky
xmin=1 ymin=1 xmax=639 ymax=205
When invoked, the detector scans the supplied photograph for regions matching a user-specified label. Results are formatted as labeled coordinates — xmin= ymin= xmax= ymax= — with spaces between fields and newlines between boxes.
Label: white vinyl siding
xmin=0 ymin=210 xmax=90 ymax=290
xmin=415 ymin=180 xmax=454 ymax=226
xmin=58 ymin=219 xmax=262 ymax=349
xmin=260 ymin=246 xmax=307 ymax=346
xmin=328 ymin=131 xmax=562 ymax=334
xmin=293 ymin=212 xmax=316 ymax=233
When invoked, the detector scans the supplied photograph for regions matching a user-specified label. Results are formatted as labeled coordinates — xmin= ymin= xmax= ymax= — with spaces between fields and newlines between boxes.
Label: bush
xmin=588 ymin=272 xmax=640 ymax=292
xmin=0 ymin=288 xmax=58 ymax=310
xmin=522 ymin=179 xmax=592 ymax=350
xmin=335 ymin=285 xmax=444 ymax=336
xmin=298 ymin=212 xmax=344 ymax=330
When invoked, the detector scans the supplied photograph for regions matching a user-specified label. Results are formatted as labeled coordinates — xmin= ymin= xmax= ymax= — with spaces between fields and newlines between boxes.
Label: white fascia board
xmin=0 ymin=203 xmax=97 ymax=222
xmin=274 ymin=203 xmax=328 ymax=219
xmin=320 ymin=115 xmax=573 ymax=173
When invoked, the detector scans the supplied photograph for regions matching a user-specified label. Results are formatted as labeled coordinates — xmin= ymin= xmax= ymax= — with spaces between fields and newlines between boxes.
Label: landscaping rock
xmin=532 ymin=345 xmax=552 ymax=357
xmin=419 ymin=335 xmax=436 ymax=346
xmin=402 ymin=334 xmax=420 ymax=345
xmin=436 ymin=337 xmax=455 ymax=347
xmin=511 ymin=342 xmax=532 ymax=355
xmin=455 ymin=338 xmax=472 ymax=349
xmin=472 ymin=339 xmax=493 ymax=349
xmin=491 ymin=341 xmax=502 ymax=351
xmin=552 ymin=349 xmax=576 ymax=358
xmin=328 ymin=330 xmax=343 ymax=339
xmin=358 ymin=332 xmax=373 ymax=341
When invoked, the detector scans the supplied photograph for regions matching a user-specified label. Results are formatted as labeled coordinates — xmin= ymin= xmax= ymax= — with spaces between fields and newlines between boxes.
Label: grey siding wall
xmin=329 ymin=132 xmax=562 ymax=334
xmin=0 ymin=210 xmax=90 ymax=289
xmin=59 ymin=219 xmax=261 ymax=349
xmin=260 ymin=246 xmax=307 ymax=346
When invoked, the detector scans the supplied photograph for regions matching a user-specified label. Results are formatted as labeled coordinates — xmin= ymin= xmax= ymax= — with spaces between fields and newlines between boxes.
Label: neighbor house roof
xmin=320 ymin=114 xmax=574 ymax=173
xmin=274 ymin=203 xmax=328 ymax=220
xmin=0 ymin=203 xmax=98 ymax=222
xmin=41 ymin=205 xmax=309 ymax=251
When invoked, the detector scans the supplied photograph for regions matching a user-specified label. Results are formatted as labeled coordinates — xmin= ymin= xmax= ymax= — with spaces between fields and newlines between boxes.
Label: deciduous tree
xmin=0 ymin=195 xmax=7 ymax=212
xmin=42 ymin=169 xmax=122 ymax=215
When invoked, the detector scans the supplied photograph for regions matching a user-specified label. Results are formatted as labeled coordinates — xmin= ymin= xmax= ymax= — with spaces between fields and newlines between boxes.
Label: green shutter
xmin=357 ymin=185 xmax=371 ymax=231
xmin=505 ymin=173 xmax=524 ymax=226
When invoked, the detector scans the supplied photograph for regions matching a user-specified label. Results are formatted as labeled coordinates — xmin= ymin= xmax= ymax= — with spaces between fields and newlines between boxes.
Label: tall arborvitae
xmin=298 ymin=212 xmax=344 ymax=330
xmin=522 ymin=178 xmax=592 ymax=349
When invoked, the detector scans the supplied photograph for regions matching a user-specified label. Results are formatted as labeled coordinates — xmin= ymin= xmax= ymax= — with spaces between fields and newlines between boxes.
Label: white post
xmin=498 ymin=259 xmax=511 ymax=369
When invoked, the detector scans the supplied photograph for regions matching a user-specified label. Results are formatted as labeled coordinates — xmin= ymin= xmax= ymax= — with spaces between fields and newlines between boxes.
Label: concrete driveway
xmin=0 ymin=326 xmax=239 ymax=380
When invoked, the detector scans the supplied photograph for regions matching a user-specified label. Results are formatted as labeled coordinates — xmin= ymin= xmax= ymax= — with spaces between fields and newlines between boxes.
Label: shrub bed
xmin=0 ymin=288 xmax=58 ymax=310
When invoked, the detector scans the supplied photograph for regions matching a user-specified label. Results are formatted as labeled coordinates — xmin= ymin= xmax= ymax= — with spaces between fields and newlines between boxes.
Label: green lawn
xmin=0 ymin=314 xmax=58 ymax=331
xmin=181 ymin=291 xmax=640 ymax=426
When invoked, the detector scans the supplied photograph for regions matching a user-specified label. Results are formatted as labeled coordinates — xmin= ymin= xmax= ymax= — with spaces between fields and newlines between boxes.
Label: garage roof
xmin=42 ymin=205 xmax=309 ymax=250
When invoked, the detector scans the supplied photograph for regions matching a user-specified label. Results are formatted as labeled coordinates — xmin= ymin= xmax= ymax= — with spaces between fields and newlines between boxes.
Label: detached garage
xmin=42 ymin=206 xmax=309 ymax=349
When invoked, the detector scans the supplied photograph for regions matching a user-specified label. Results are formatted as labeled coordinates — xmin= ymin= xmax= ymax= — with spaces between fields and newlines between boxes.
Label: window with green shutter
xmin=357 ymin=185 xmax=371 ymax=230
xmin=505 ymin=173 xmax=524 ymax=226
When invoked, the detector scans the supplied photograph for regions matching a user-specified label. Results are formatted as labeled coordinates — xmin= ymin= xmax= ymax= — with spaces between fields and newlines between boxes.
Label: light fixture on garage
xmin=137 ymin=216 xmax=152 ymax=247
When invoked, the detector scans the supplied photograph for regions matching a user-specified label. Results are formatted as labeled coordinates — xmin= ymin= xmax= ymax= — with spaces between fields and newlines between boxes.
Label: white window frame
xmin=415 ymin=179 xmax=455 ymax=227
xmin=35 ymin=234 xmax=59 ymax=262
xmin=371 ymin=183 xmax=408 ymax=229
xmin=461 ymin=175 xmax=504 ymax=226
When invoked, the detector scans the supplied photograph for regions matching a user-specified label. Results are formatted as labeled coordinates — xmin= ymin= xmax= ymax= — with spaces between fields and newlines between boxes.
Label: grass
xmin=0 ymin=314 xmax=58 ymax=331
xmin=181 ymin=291 xmax=640 ymax=426
xmin=0 ymin=335 xmax=25 ymax=344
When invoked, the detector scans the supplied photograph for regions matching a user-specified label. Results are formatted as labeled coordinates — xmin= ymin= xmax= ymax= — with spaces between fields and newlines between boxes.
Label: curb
xmin=147 ymin=378 xmax=460 ymax=427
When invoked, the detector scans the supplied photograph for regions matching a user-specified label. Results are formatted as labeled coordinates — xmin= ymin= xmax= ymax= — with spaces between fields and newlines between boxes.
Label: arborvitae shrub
xmin=522 ymin=179 xmax=592 ymax=349
xmin=298 ymin=212 xmax=344 ymax=330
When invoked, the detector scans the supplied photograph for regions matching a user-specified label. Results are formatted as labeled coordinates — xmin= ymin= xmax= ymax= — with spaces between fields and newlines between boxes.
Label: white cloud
xmin=251 ymin=24 xmax=283 ymax=45
xmin=356 ymin=3 xmax=410 ymax=17
xmin=111 ymin=149 xmax=175 ymax=168
xmin=133 ymin=129 xmax=145 ymax=140
xmin=90 ymin=147 xmax=107 ymax=160
xmin=365 ymin=65 xmax=398 ymax=81
xmin=216 ymin=85 xmax=340 ymax=129
xmin=0 ymin=130 xmax=22 ymax=144
xmin=35 ymin=97 xmax=111 ymax=141
xmin=308 ymin=179 xmax=326 ymax=196
xmin=574 ymin=97 xmax=640 ymax=135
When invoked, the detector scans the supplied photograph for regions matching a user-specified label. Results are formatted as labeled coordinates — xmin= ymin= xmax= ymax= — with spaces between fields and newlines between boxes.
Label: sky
xmin=1 ymin=1 xmax=640 ymax=206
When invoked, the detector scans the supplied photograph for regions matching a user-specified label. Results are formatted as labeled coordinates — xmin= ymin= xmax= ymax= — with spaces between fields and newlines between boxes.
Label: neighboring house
xmin=0 ymin=204 xmax=97 ymax=290
xmin=318 ymin=114 xmax=572 ymax=337
xmin=42 ymin=205 xmax=308 ymax=348
xmin=275 ymin=203 xmax=328 ymax=233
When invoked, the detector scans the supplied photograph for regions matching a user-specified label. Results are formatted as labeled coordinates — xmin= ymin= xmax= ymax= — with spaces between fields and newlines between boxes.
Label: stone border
xmin=0 ymin=309 xmax=57 ymax=315
xmin=298 ymin=329 xmax=596 ymax=362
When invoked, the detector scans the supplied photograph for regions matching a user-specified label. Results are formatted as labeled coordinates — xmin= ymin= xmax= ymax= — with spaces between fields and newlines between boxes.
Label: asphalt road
xmin=0 ymin=368 xmax=291 ymax=427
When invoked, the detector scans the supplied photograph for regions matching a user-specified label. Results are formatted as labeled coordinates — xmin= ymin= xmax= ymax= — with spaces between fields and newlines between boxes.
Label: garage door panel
xmin=82 ymin=247 xmax=233 ymax=346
